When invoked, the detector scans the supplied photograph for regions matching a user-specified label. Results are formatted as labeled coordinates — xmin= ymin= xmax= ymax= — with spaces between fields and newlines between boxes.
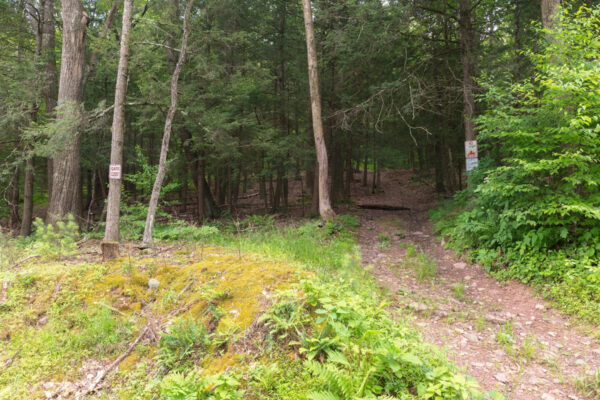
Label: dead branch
xmin=0 ymin=281 xmax=8 ymax=304
xmin=93 ymin=302 xmax=126 ymax=316
xmin=78 ymin=326 xmax=149 ymax=398
xmin=12 ymin=254 xmax=41 ymax=269
xmin=2 ymin=350 xmax=21 ymax=368
xmin=357 ymin=203 xmax=411 ymax=211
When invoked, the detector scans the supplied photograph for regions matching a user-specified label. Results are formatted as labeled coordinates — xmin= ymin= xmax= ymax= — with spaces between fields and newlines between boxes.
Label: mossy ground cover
xmin=1 ymin=218 xmax=499 ymax=399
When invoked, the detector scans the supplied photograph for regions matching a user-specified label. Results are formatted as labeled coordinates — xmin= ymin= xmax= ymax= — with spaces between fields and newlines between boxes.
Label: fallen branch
xmin=12 ymin=254 xmax=41 ymax=269
xmin=177 ymin=281 xmax=194 ymax=299
xmin=93 ymin=302 xmax=126 ymax=316
xmin=357 ymin=203 xmax=411 ymax=211
xmin=78 ymin=326 xmax=149 ymax=398
xmin=2 ymin=350 xmax=20 ymax=368
xmin=0 ymin=281 xmax=8 ymax=304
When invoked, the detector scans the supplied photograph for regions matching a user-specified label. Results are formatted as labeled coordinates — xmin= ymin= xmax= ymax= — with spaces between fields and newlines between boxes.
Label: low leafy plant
xmin=378 ymin=234 xmax=391 ymax=249
xmin=160 ymin=370 xmax=242 ymax=400
xmin=32 ymin=215 xmax=78 ymax=258
xmin=453 ymin=281 xmax=466 ymax=302
xmin=158 ymin=318 xmax=211 ymax=371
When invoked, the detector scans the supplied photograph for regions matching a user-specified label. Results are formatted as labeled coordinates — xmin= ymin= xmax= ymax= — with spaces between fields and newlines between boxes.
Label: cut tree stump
xmin=101 ymin=241 xmax=120 ymax=261
xmin=357 ymin=203 xmax=411 ymax=211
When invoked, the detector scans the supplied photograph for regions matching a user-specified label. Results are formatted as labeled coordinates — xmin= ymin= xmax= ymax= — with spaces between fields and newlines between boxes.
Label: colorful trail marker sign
xmin=465 ymin=140 xmax=478 ymax=172
xmin=109 ymin=164 xmax=122 ymax=180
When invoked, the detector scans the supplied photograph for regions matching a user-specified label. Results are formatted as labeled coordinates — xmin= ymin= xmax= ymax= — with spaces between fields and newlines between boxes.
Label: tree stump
xmin=101 ymin=241 xmax=120 ymax=261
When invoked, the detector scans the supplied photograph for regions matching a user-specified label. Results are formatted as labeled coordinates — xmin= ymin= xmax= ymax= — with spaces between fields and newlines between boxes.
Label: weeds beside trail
xmin=0 ymin=215 xmax=496 ymax=400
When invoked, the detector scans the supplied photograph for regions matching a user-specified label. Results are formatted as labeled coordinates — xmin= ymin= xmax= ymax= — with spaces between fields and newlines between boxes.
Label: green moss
xmin=0 ymin=246 xmax=300 ymax=400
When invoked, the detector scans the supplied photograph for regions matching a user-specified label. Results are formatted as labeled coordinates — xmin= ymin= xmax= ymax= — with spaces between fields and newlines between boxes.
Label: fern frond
xmin=307 ymin=391 xmax=342 ymax=400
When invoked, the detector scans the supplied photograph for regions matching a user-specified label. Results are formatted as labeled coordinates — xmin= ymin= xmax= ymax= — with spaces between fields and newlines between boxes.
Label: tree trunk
xmin=104 ymin=0 xmax=133 ymax=245
xmin=362 ymin=153 xmax=368 ymax=186
xmin=541 ymin=0 xmax=560 ymax=30
xmin=197 ymin=158 xmax=205 ymax=222
xmin=47 ymin=0 xmax=89 ymax=224
xmin=310 ymin=161 xmax=319 ymax=215
xmin=458 ymin=0 xmax=477 ymax=142
xmin=302 ymin=0 xmax=335 ymax=221
xmin=20 ymin=157 xmax=34 ymax=236
xmin=9 ymin=166 xmax=20 ymax=230
xmin=41 ymin=0 xmax=58 ymax=202
xmin=142 ymin=0 xmax=193 ymax=245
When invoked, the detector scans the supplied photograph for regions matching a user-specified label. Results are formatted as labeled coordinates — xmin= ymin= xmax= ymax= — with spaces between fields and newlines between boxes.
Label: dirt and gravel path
xmin=351 ymin=170 xmax=600 ymax=400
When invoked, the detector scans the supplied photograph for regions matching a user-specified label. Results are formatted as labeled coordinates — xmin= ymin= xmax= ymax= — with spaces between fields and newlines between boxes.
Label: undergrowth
xmin=430 ymin=7 xmax=600 ymax=326
xmin=0 ymin=216 xmax=500 ymax=400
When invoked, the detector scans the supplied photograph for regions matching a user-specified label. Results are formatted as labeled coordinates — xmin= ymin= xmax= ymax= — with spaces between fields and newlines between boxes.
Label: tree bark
xmin=301 ymin=0 xmax=335 ymax=221
xmin=541 ymin=0 xmax=560 ymax=30
xmin=9 ymin=166 xmax=20 ymax=230
xmin=40 ymin=0 xmax=58 ymax=202
xmin=104 ymin=0 xmax=134 ymax=245
xmin=197 ymin=158 xmax=205 ymax=221
xmin=20 ymin=157 xmax=34 ymax=236
xmin=47 ymin=0 xmax=89 ymax=224
xmin=142 ymin=0 xmax=193 ymax=245
xmin=458 ymin=0 xmax=477 ymax=142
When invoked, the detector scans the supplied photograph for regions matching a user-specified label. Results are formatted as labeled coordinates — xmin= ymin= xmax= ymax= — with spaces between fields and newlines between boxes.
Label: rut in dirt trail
xmin=350 ymin=170 xmax=600 ymax=400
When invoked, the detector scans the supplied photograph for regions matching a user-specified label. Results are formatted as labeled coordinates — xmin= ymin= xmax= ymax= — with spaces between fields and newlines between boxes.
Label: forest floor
xmin=351 ymin=170 xmax=600 ymax=400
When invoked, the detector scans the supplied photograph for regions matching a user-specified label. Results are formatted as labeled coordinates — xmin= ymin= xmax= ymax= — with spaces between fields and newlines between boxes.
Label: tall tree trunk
xmin=197 ymin=158 xmax=205 ymax=222
xmin=142 ymin=0 xmax=193 ymax=245
xmin=104 ymin=0 xmax=134 ymax=245
xmin=41 ymin=0 xmax=58 ymax=202
xmin=302 ymin=0 xmax=335 ymax=221
xmin=310 ymin=161 xmax=319 ymax=215
xmin=541 ymin=0 xmax=560 ymax=30
xmin=458 ymin=0 xmax=477 ymax=142
xmin=362 ymin=152 xmax=368 ymax=186
xmin=47 ymin=0 xmax=89 ymax=224
xmin=20 ymin=157 xmax=34 ymax=236
xmin=9 ymin=166 xmax=20 ymax=230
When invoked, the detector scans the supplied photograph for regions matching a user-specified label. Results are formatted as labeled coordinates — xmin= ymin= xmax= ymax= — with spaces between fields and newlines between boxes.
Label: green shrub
xmin=32 ymin=215 xmax=78 ymax=258
xmin=160 ymin=371 xmax=242 ymax=400
xmin=432 ymin=5 xmax=600 ymax=324
xmin=158 ymin=318 xmax=211 ymax=371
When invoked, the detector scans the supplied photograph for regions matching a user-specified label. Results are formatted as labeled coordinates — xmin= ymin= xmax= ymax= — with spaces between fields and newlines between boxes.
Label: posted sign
xmin=109 ymin=164 xmax=122 ymax=180
xmin=465 ymin=140 xmax=478 ymax=159
xmin=465 ymin=140 xmax=478 ymax=172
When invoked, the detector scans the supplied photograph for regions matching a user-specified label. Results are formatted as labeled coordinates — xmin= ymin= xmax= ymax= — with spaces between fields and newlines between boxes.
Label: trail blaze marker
xmin=109 ymin=164 xmax=122 ymax=180
xmin=466 ymin=157 xmax=479 ymax=171
xmin=465 ymin=140 xmax=478 ymax=159
xmin=465 ymin=140 xmax=478 ymax=172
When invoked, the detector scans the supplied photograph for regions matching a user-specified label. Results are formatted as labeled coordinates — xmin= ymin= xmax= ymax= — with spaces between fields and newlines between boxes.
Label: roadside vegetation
xmin=0 ymin=215 xmax=502 ymax=400
xmin=431 ymin=7 xmax=600 ymax=326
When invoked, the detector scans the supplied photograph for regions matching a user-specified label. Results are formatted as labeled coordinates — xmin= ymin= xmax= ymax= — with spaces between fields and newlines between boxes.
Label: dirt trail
xmin=351 ymin=170 xmax=599 ymax=400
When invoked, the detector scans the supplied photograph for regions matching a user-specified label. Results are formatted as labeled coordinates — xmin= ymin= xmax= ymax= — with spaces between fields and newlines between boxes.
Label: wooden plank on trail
xmin=357 ymin=203 xmax=411 ymax=211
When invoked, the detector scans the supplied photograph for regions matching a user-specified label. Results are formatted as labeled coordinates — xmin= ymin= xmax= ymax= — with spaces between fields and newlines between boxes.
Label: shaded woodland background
xmin=0 ymin=0 xmax=592 ymax=231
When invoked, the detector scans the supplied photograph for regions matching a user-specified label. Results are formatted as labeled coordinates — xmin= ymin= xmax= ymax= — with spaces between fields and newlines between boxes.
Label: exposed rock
xmin=407 ymin=302 xmax=428 ymax=312
xmin=485 ymin=314 xmax=507 ymax=325
xmin=494 ymin=373 xmax=509 ymax=383
xmin=453 ymin=262 xmax=467 ymax=270
xmin=148 ymin=278 xmax=160 ymax=289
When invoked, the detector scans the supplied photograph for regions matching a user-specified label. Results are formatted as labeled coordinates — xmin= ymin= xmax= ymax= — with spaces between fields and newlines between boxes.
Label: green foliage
xmin=256 ymin=272 xmax=493 ymax=400
xmin=31 ymin=215 xmax=78 ymax=258
xmin=433 ymin=5 xmax=600 ymax=324
xmin=158 ymin=318 xmax=211 ymax=371
xmin=378 ymin=234 xmax=391 ymax=249
xmin=338 ymin=215 xmax=361 ymax=229
xmin=160 ymin=370 xmax=241 ymax=400
xmin=125 ymin=146 xmax=180 ymax=199
xmin=258 ymin=290 xmax=309 ymax=340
